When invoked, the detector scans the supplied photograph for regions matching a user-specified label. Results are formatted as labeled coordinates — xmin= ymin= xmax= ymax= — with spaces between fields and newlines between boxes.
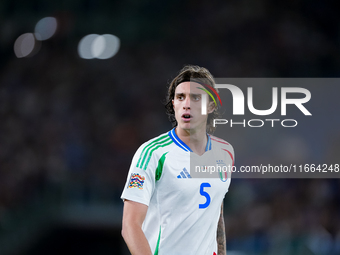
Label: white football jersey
xmin=121 ymin=128 xmax=234 ymax=255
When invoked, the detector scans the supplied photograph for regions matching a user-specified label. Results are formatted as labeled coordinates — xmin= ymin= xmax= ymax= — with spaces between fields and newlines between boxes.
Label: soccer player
xmin=121 ymin=65 xmax=234 ymax=255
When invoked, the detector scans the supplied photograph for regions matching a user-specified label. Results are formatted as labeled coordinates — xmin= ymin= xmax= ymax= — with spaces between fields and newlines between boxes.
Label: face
xmin=172 ymin=82 xmax=215 ymax=133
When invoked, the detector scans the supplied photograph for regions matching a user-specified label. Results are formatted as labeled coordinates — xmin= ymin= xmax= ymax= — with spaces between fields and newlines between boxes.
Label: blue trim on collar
xmin=206 ymin=134 xmax=212 ymax=151
xmin=168 ymin=128 xmax=192 ymax=152
xmin=168 ymin=128 xmax=212 ymax=152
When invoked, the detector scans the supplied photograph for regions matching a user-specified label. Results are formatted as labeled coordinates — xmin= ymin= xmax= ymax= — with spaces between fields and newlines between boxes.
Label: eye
xmin=192 ymin=95 xmax=201 ymax=101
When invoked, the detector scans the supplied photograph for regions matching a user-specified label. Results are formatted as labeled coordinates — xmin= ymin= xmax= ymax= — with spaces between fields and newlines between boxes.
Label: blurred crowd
xmin=0 ymin=0 xmax=340 ymax=254
xmin=225 ymin=178 xmax=340 ymax=254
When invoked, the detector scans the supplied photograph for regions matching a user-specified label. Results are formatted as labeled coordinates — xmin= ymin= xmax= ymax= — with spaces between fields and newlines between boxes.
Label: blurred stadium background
xmin=1 ymin=0 xmax=340 ymax=254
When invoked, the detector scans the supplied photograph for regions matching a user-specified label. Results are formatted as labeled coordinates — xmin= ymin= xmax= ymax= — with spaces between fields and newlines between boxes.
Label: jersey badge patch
xmin=128 ymin=173 xmax=145 ymax=189
xmin=216 ymin=160 xmax=228 ymax=182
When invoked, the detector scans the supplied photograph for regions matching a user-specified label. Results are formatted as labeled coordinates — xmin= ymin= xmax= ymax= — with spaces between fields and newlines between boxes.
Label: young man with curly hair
xmin=121 ymin=65 xmax=234 ymax=255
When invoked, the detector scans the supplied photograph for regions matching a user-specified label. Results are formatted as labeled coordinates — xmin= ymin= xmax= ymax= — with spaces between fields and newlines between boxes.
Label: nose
xmin=183 ymin=96 xmax=190 ymax=110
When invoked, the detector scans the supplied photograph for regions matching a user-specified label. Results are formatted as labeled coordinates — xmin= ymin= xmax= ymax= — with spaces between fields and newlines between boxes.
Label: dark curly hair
xmin=165 ymin=65 xmax=220 ymax=133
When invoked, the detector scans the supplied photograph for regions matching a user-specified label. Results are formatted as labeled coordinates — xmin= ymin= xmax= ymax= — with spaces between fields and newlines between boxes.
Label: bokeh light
xmin=97 ymin=34 xmax=120 ymax=59
xmin=78 ymin=34 xmax=99 ymax=59
xmin=78 ymin=34 xmax=120 ymax=59
xmin=34 ymin=17 xmax=57 ymax=41
xmin=92 ymin=35 xmax=106 ymax=58
xmin=14 ymin=33 xmax=39 ymax=58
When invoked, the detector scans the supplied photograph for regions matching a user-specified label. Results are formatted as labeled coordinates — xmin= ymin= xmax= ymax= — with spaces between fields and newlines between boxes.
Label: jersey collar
xmin=168 ymin=128 xmax=212 ymax=152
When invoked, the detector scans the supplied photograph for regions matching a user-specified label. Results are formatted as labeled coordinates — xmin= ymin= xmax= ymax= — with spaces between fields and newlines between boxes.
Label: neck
xmin=175 ymin=127 xmax=207 ymax=156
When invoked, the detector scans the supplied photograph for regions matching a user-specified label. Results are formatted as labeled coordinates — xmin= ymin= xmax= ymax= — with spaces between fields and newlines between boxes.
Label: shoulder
xmin=138 ymin=131 xmax=173 ymax=153
xmin=209 ymin=135 xmax=234 ymax=158
xmin=134 ymin=131 xmax=174 ymax=170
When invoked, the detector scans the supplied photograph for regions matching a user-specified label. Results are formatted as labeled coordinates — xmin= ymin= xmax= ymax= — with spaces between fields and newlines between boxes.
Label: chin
xmin=178 ymin=123 xmax=191 ymax=131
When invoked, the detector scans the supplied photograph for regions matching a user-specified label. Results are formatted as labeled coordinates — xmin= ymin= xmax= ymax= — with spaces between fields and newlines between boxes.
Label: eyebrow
xmin=175 ymin=93 xmax=201 ymax=96
xmin=191 ymin=93 xmax=201 ymax=97
xmin=175 ymin=93 xmax=185 ymax=96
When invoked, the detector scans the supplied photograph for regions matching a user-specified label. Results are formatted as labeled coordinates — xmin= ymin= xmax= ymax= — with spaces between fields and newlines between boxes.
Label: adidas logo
xmin=177 ymin=168 xmax=191 ymax=178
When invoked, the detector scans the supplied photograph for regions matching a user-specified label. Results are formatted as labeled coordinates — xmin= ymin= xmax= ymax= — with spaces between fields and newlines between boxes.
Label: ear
xmin=172 ymin=99 xmax=175 ymax=109
xmin=207 ymin=101 xmax=215 ymax=114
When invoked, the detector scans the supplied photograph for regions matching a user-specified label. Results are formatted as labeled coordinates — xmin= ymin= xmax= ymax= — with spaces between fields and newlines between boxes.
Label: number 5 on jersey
xmin=199 ymin=183 xmax=211 ymax=209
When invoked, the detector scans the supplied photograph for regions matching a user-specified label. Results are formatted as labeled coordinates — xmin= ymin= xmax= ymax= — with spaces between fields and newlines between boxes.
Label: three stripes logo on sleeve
xmin=177 ymin=168 xmax=191 ymax=179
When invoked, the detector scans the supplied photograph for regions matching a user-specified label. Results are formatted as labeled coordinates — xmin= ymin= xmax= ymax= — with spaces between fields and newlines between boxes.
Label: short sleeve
xmin=121 ymin=144 xmax=157 ymax=206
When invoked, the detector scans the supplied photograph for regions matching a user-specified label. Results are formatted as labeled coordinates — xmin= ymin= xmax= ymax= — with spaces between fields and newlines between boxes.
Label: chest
xmin=155 ymin=151 xmax=230 ymax=210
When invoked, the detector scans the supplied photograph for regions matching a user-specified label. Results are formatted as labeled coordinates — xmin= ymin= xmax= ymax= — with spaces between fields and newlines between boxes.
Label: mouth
xmin=181 ymin=113 xmax=192 ymax=122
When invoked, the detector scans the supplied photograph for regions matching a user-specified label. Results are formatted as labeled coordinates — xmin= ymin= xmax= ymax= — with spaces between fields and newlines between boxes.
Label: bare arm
xmin=217 ymin=202 xmax=226 ymax=255
xmin=122 ymin=200 xmax=152 ymax=255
